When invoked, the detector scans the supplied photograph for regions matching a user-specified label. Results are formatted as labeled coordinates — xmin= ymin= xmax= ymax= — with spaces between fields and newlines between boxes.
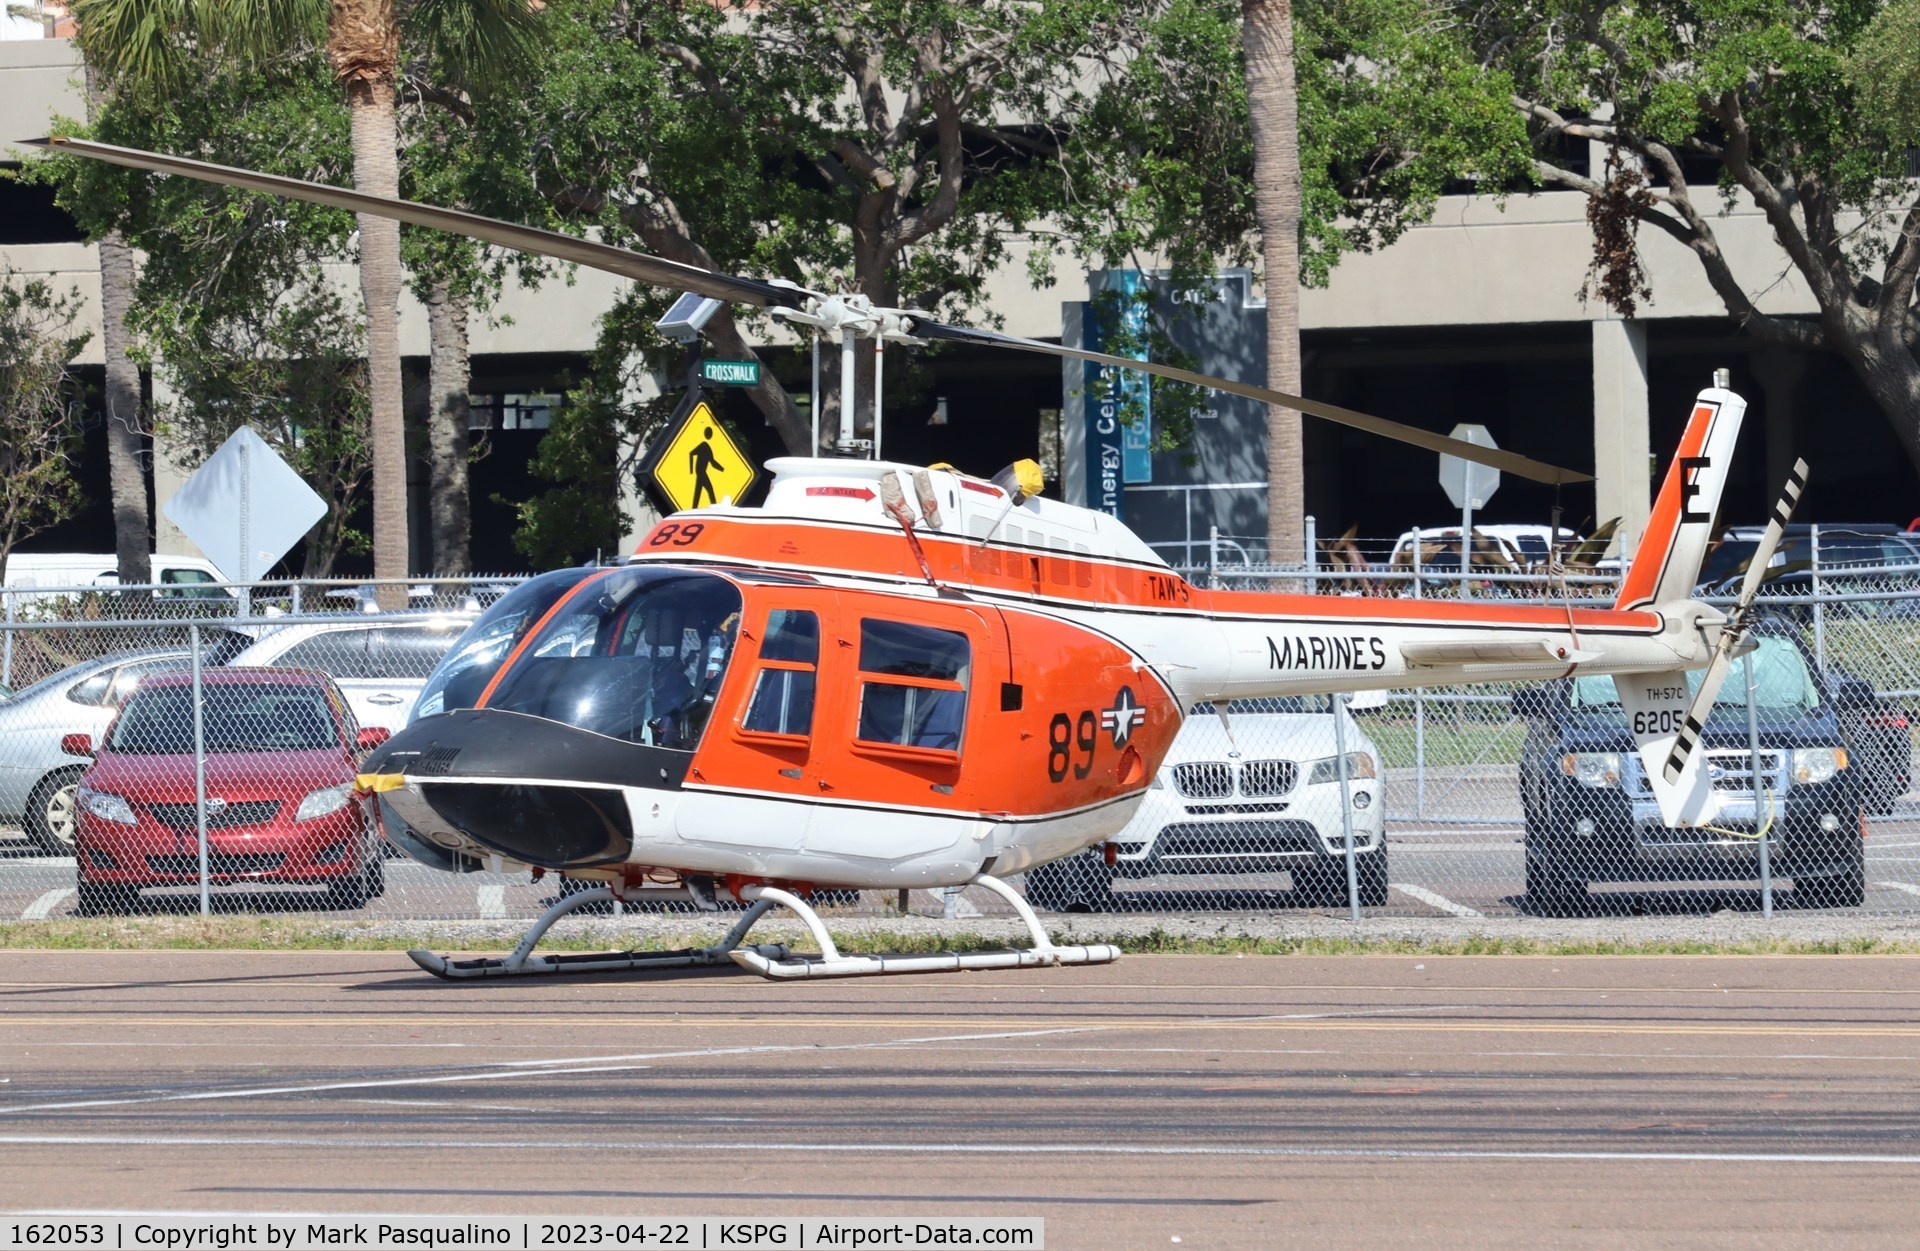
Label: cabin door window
xmin=854 ymin=620 xmax=970 ymax=752
xmin=741 ymin=609 xmax=820 ymax=738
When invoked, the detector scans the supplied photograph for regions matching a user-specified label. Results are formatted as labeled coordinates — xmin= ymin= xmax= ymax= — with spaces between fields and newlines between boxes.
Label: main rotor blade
xmin=911 ymin=320 xmax=1592 ymax=486
xmin=29 ymin=134 xmax=1589 ymax=485
xmin=26 ymin=136 xmax=806 ymax=311
xmin=1661 ymin=458 xmax=1809 ymax=783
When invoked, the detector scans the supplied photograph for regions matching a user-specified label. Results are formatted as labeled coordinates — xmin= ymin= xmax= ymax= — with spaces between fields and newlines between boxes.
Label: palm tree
xmin=72 ymin=0 xmax=534 ymax=600
xmin=1241 ymin=0 xmax=1306 ymax=571
xmin=84 ymin=62 xmax=150 ymax=590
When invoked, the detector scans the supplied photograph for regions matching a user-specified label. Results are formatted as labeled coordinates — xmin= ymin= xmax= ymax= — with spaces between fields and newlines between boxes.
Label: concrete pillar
xmin=1750 ymin=351 xmax=1807 ymax=500
xmin=1592 ymin=318 xmax=1652 ymax=557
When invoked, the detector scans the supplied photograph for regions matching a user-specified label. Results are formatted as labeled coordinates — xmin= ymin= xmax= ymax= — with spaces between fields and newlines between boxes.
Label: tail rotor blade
xmin=1734 ymin=458 xmax=1808 ymax=606
xmin=1661 ymin=458 xmax=1809 ymax=783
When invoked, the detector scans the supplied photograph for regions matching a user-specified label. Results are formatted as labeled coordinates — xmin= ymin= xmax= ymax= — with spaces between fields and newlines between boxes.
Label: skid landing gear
xmin=407 ymin=876 xmax=1121 ymax=981
xmin=407 ymin=886 xmax=791 ymax=980
xmin=729 ymin=875 xmax=1121 ymax=979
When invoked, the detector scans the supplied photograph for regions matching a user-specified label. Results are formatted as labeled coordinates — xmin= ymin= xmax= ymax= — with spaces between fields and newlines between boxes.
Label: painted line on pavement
xmin=1390 ymin=883 xmax=1483 ymax=918
xmin=8 ymin=1140 xmax=1920 ymax=1166
xmin=1875 ymin=880 xmax=1920 ymax=898
xmin=20 ymin=888 xmax=73 ymax=920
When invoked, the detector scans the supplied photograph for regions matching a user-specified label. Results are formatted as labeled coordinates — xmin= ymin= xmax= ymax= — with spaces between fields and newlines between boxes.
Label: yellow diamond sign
xmin=647 ymin=400 xmax=758 ymax=512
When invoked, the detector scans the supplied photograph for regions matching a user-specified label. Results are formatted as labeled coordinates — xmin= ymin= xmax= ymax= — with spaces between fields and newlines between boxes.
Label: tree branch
xmin=1876 ymin=190 xmax=1920 ymax=340
xmin=1707 ymin=88 xmax=1841 ymax=313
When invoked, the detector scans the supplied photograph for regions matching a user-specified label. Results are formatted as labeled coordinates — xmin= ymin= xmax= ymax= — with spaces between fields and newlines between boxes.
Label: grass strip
xmin=1 ymin=916 xmax=1916 ymax=957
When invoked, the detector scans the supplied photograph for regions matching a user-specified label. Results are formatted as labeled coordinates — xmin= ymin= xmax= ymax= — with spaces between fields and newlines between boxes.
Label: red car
xmin=68 ymin=668 xmax=390 ymax=914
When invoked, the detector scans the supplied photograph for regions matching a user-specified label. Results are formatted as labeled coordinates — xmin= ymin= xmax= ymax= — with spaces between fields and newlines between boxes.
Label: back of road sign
xmin=162 ymin=427 xmax=327 ymax=581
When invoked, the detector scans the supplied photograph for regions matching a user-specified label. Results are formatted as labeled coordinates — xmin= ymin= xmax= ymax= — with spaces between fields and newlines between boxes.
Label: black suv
xmin=1513 ymin=619 xmax=1880 ymax=910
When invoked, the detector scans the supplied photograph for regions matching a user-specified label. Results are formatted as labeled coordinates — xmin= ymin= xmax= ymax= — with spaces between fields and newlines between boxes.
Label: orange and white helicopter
xmin=36 ymin=137 xmax=1806 ymax=982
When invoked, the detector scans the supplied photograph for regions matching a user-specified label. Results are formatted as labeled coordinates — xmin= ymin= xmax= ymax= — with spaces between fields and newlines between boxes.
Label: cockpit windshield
xmin=411 ymin=568 xmax=599 ymax=723
xmin=480 ymin=567 xmax=743 ymax=749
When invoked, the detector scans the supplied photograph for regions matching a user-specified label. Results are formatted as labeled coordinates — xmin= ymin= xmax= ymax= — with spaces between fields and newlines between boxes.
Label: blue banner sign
xmin=1111 ymin=270 xmax=1154 ymax=484
xmin=1081 ymin=297 xmax=1124 ymax=520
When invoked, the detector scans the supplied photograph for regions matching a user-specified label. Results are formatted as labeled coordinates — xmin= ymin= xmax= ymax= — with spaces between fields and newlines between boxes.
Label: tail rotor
xmin=1660 ymin=459 xmax=1809 ymax=784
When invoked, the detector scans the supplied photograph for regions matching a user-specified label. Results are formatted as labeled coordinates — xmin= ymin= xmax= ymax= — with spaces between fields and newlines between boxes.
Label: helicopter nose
xmin=360 ymin=709 xmax=691 ymax=868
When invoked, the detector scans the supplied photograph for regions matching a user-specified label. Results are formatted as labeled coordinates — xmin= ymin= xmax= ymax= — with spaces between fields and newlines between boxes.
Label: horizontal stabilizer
xmin=1400 ymin=640 xmax=1601 ymax=668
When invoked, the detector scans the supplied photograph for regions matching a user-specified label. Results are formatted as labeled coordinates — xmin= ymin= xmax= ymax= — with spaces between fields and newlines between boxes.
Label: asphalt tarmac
xmin=3 ymin=951 xmax=1919 ymax=1249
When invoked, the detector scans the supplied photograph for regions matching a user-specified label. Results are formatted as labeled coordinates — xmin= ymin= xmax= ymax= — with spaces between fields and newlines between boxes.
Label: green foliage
xmin=483 ymin=0 xmax=1521 ymax=557
xmin=1477 ymin=0 xmax=1910 ymax=295
xmin=0 ymin=268 xmax=90 ymax=578
xmin=1850 ymin=0 xmax=1920 ymax=150
xmin=507 ymin=290 xmax=681 ymax=568
xmin=34 ymin=60 xmax=373 ymax=574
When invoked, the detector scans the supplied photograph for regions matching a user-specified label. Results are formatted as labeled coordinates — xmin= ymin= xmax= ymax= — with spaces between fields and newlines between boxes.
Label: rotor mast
xmin=773 ymin=294 xmax=925 ymax=457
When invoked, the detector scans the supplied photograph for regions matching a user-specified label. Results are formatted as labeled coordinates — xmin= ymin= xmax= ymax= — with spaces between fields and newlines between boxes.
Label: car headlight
xmin=1792 ymin=747 xmax=1848 ymax=785
xmin=1305 ymin=752 xmax=1376 ymax=786
xmin=77 ymin=787 xmax=137 ymax=826
xmin=1561 ymin=752 xmax=1621 ymax=788
xmin=295 ymin=784 xmax=354 ymax=822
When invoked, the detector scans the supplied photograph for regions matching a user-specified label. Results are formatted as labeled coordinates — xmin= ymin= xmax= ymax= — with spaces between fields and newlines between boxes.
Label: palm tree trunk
xmin=98 ymin=232 xmax=150 ymax=588
xmin=346 ymin=73 xmax=409 ymax=606
xmin=1242 ymin=0 xmax=1306 ymax=569
xmin=425 ymin=276 xmax=472 ymax=574
xmin=85 ymin=66 xmax=150 ymax=587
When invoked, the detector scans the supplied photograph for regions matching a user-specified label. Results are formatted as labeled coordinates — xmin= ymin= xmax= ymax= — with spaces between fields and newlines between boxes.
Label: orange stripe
xmin=636 ymin=516 xmax=1662 ymax=632
xmin=1616 ymin=403 xmax=1715 ymax=608
xmin=474 ymin=567 xmax=618 ymax=708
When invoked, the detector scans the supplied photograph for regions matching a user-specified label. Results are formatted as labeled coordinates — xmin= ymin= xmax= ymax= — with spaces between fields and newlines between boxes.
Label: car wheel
xmin=1525 ymin=833 xmax=1584 ymax=914
xmin=76 ymin=880 xmax=138 ymax=916
xmin=1024 ymin=852 xmax=1113 ymax=912
xmin=327 ymin=858 xmax=382 ymax=911
xmin=1358 ymin=845 xmax=1390 ymax=907
xmin=1798 ymin=820 xmax=1867 ymax=908
xmin=1293 ymin=858 xmax=1343 ymax=907
xmin=25 ymin=767 xmax=86 ymax=855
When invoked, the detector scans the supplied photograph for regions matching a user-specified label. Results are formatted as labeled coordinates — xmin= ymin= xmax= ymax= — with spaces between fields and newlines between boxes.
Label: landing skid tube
xmin=729 ymin=875 xmax=1121 ymax=979
xmin=407 ymin=886 xmax=790 ymax=980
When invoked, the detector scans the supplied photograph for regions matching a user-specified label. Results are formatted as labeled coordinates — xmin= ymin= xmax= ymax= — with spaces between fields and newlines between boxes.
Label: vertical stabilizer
xmin=1614 ymin=384 xmax=1747 ymax=611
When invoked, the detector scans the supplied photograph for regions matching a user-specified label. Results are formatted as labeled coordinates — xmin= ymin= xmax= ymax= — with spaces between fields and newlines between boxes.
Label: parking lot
xmin=8 ymin=808 xmax=1920 ymax=924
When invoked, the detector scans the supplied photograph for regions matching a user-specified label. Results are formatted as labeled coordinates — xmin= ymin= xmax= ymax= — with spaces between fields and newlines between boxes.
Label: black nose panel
xmin=360 ymin=708 xmax=692 ymax=869
xmin=365 ymin=708 xmax=693 ymax=789
xmin=420 ymin=782 xmax=633 ymax=868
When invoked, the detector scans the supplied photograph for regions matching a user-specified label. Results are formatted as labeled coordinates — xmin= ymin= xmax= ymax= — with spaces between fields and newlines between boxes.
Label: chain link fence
xmin=2 ymin=545 xmax=1918 ymax=929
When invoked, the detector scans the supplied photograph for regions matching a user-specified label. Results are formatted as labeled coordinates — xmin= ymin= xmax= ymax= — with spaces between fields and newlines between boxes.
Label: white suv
xmin=1023 ymin=692 xmax=1390 ymax=910
xmin=224 ymin=617 xmax=471 ymax=733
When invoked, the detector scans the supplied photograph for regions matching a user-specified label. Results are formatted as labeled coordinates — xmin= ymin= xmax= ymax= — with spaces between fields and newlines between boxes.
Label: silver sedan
xmin=0 ymin=649 xmax=193 ymax=852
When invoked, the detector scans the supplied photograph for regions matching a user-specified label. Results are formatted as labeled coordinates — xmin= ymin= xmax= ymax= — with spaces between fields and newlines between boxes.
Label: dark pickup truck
xmin=1512 ymin=619 xmax=1898 ymax=910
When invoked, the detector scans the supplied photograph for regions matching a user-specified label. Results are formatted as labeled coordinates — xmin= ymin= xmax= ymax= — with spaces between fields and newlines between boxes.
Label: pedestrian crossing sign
xmin=642 ymin=398 xmax=759 ymax=513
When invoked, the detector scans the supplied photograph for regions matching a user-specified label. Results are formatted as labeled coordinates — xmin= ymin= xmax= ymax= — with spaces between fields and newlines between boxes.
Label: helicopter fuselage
xmin=360 ymin=457 xmax=1713 ymax=894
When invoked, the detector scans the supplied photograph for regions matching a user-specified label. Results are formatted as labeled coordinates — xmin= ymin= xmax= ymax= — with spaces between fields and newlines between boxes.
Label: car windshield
xmin=411 ymin=567 xmax=599 ymax=721
xmin=1570 ymin=635 xmax=1820 ymax=721
xmin=108 ymin=683 xmax=340 ymax=754
xmin=481 ymin=566 xmax=743 ymax=748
